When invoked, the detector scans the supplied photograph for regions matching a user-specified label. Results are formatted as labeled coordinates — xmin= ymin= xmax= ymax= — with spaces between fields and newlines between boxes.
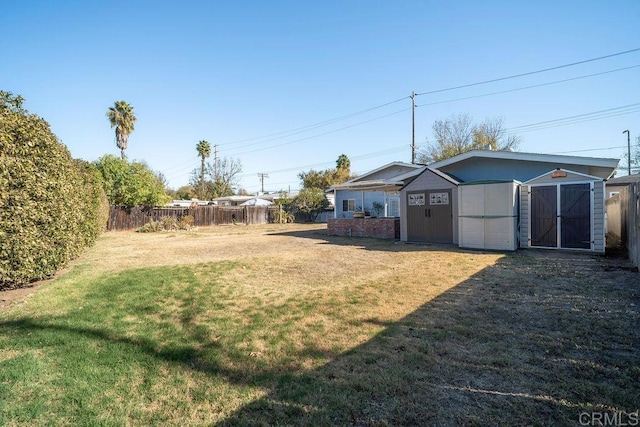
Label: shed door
xmin=406 ymin=190 xmax=452 ymax=243
xmin=560 ymin=184 xmax=591 ymax=249
xmin=530 ymin=186 xmax=557 ymax=247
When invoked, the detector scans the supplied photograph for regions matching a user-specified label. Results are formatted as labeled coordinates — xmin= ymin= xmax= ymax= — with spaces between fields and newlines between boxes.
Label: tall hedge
xmin=0 ymin=92 xmax=109 ymax=289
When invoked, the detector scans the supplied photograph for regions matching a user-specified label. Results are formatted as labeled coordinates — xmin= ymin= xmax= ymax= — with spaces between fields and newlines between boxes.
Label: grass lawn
xmin=0 ymin=223 xmax=638 ymax=425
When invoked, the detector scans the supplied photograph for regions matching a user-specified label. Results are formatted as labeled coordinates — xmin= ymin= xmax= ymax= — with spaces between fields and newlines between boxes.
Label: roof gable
xmin=525 ymin=168 xmax=602 ymax=185
xmin=401 ymin=167 xmax=460 ymax=191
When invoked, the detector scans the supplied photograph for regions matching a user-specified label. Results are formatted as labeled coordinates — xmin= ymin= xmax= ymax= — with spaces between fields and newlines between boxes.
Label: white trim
xmin=590 ymin=181 xmax=595 ymax=251
xmin=528 ymin=179 xmax=601 ymax=188
xmin=524 ymin=168 xmax=603 ymax=184
xmin=428 ymin=150 xmax=619 ymax=171
xmin=331 ymin=180 xmax=402 ymax=190
xmin=527 ymin=185 xmax=531 ymax=248
xmin=556 ymin=185 xmax=561 ymax=248
xmin=401 ymin=167 xmax=460 ymax=192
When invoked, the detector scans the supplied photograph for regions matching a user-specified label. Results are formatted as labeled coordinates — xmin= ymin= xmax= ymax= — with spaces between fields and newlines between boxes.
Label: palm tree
xmin=106 ymin=101 xmax=136 ymax=160
xmin=196 ymin=140 xmax=211 ymax=196
xmin=336 ymin=154 xmax=350 ymax=171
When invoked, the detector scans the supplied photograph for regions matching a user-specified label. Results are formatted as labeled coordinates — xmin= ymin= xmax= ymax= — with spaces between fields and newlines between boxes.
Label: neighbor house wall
xmin=437 ymin=157 xmax=605 ymax=183
xmin=334 ymin=190 xmax=386 ymax=218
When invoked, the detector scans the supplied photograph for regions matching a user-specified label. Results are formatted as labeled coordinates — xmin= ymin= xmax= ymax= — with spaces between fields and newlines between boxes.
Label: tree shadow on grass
xmin=216 ymin=251 xmax=640 ymax=425
xmin=268 ymin=227 xmax=463 ymax=254
xmin=1 ymin=253 xmax=638 ymax=425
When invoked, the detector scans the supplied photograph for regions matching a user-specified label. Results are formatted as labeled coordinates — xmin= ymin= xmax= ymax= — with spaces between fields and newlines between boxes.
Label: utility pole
xmin=623 ymin=130 xmax=631 ymax=175
xmin=214 ymin=144 xmax=219 ymax=180
xmin=257 ymin=173 xmax=269 ymax=193
xmin=411 ymin=91 xmax=416 ymax=164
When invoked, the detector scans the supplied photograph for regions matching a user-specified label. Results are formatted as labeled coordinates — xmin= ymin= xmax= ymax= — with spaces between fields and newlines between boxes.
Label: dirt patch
xmin=0 ymin=285 xmax=39 ymax=311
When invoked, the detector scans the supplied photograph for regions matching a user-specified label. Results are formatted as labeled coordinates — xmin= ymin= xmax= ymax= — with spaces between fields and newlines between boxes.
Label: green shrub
xmin=93 ymin=154 xmax=170 ymax=207
xmin=0 ymin=92 xmax=108 ymax=289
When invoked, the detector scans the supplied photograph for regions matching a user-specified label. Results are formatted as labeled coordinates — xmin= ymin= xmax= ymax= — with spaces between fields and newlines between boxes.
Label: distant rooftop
xmin=607 ymin=173 xmax=640 ymax=185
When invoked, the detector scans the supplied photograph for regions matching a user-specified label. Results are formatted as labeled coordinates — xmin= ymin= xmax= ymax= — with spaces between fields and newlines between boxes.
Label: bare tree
xmin=472 ymin=117 xmax=521 ymax=151
xmin=207 ymin=157 xmax=242 ymax=196
xmin=419 ymin=114 xmax=522 ymax=163
xmin=189 ymin=156 xmax=243 ymax=199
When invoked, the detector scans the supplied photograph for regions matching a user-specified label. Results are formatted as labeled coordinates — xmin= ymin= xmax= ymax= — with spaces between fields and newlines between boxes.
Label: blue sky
xmin=3 ymin=1 xmax=639 ymax=193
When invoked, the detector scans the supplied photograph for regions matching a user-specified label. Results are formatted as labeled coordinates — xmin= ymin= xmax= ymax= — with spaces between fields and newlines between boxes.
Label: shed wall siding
xmin=400 ymin=170 xmax=458 ymax=243
xmin=520 ymin=184 xmax=529 ymax=248
xmin=594 ymin=181 xmax=605 ymax=253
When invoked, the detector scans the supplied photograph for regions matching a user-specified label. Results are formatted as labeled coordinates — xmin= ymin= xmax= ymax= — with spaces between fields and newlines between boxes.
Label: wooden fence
xmin=628 ymin=182 xmax=640 ymax=268
xmin=605 ymin=183 xmax=640 ymax=269
xmin=107 ymin=205 xmax=276 ymax=231
xmin=605 ymin=192 xmax=625 ymax=249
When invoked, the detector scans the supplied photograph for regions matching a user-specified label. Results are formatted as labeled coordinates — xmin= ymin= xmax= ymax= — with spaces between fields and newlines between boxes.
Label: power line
xmin=207 ymin=50 xmax=639 ymax=157
xmin=224 ymin=107 xmax=411 ymax=157
xmin=217 ymin=96 xmax=408 ymax=147
xmin=416 ymin=47 xmax=640 ymax=95
xmin=551 ymin=145 xmax=627 ymax=154
xmin=162 ymin=156 xmax=200 ymax=172
xmin=506 ymin=103 xmax=640 ymax=133
xmin=239 ymin=145 xmax=409 ymax=184
xmin=416 ymin=64 xmax=640 ymax=108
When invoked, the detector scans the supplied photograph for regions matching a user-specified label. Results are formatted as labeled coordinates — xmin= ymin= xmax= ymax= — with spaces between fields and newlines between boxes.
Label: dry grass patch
xmin=1 ymin=224 xmax=638 ymax=426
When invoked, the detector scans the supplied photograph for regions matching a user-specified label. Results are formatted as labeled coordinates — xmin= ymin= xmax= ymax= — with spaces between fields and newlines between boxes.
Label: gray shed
xmin=520 ymin=168 xmax=605 ymax=253
xmin=400 ymin=168 xmax=459 ymax=244
xmin=458 ymin=180 xmax=520 ymax=251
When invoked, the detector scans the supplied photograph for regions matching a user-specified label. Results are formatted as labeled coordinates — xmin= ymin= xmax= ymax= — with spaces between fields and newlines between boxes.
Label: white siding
xmin=520 ymin=185 xmax=529 ymax=248
xmin=593 ymin=181 xmax=605 ymax=253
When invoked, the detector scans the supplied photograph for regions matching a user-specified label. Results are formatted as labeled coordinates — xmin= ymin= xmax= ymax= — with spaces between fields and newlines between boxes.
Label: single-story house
xmin=328 ymin=162 xmax=424 ymax=218
xmin=400 ymin=150 xmax=619 ymax=253
xmin=211 ymin=191 xmax=296 ymax=207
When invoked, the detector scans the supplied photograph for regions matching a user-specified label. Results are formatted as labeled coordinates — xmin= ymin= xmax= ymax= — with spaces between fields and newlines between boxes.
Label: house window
xmin=342 ymin=199 xmax=355 ymax=212
xmin=388 ymin=197 xmax=400 ymax=217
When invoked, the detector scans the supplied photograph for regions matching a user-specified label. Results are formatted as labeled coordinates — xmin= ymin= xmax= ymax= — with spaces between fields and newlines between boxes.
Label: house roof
xmin=606 ymin=173 xmax=640 ymax=185
xmin=427 ymin=150 xmax=619 ymax=180
xmin=330 ymin=162 xmax=426 ymax=192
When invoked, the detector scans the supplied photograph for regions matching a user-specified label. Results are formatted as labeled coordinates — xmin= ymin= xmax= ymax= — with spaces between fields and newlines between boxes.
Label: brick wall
xmin=327 ymin=218 xmax=400 ymax=239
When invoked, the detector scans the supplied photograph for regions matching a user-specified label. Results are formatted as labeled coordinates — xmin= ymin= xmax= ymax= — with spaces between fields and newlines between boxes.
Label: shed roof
xmin=427 ymin=150 xmax=619 ymax=180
